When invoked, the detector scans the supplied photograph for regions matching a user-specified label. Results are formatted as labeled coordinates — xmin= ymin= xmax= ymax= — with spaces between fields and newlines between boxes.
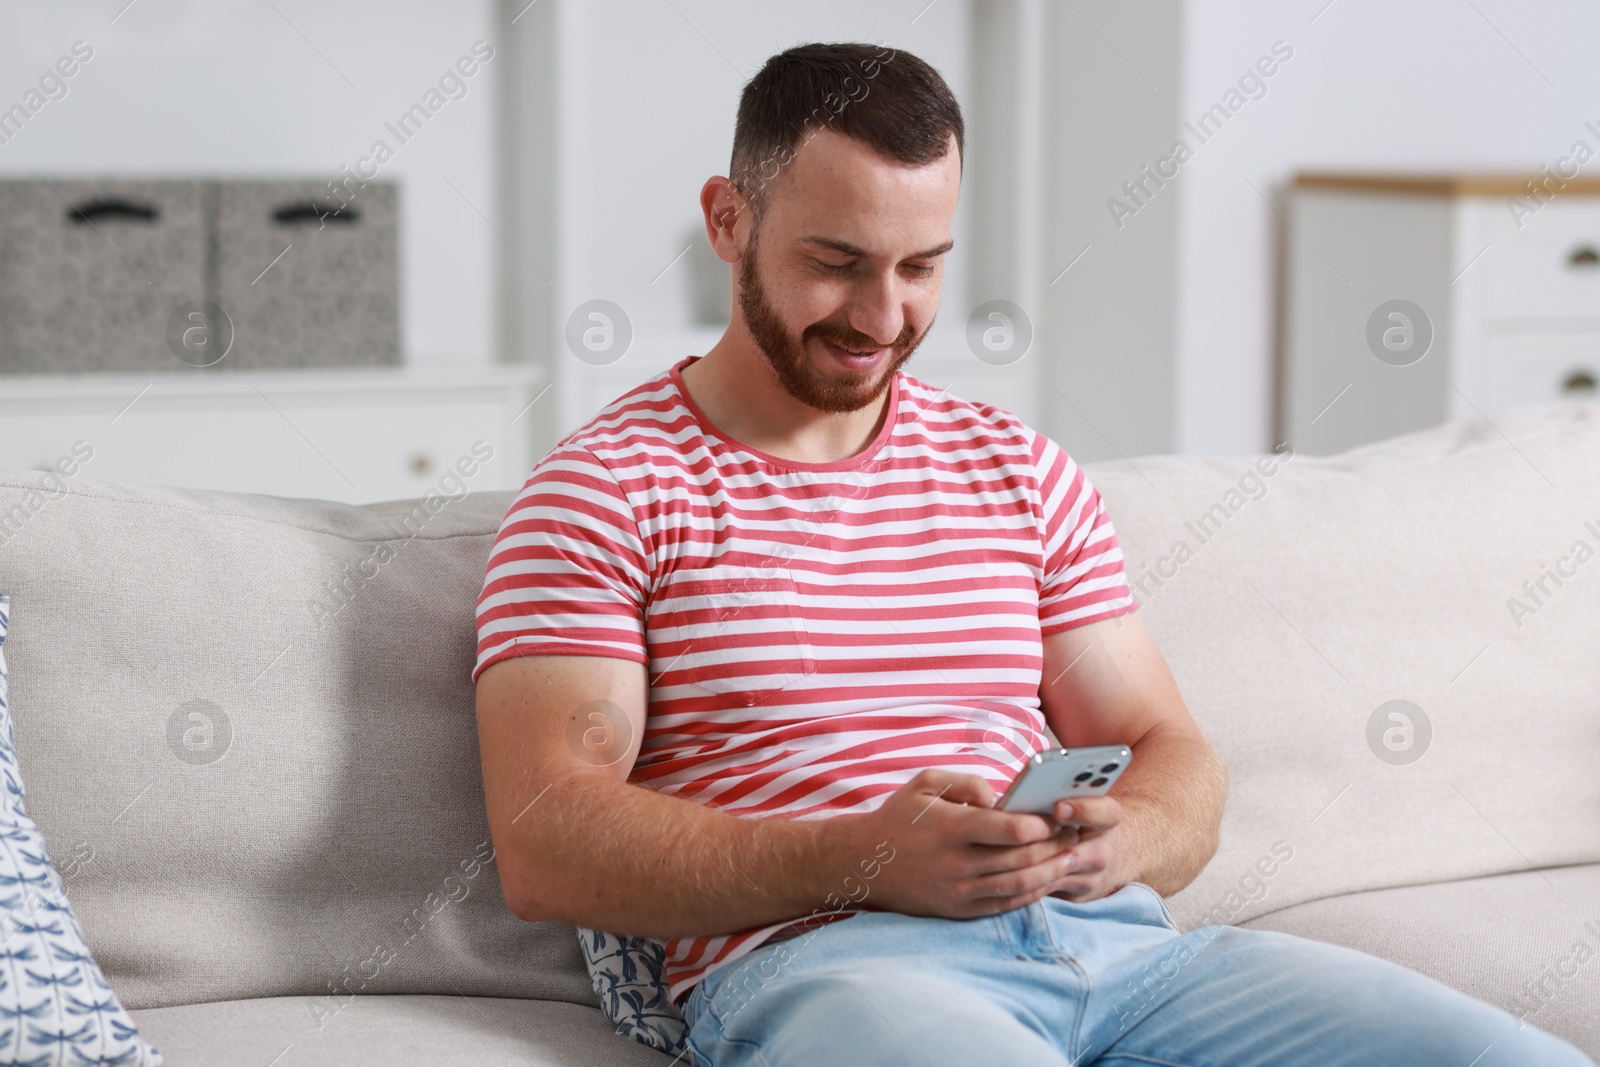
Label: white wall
xmin=0 ymin=0 xmax=497 ymax=368
xmin=525 ymin=0 xmax=984 ymax=451
xmin=1172 ymin=0 xmax=1600 ymax=453
xmin=1041 ymin=0 xmax=1183 ymax=464
xmin=12 ymin=0 xmax=1579 ymax=458
xmin=556 ymin=0 xmax=972 ymax=338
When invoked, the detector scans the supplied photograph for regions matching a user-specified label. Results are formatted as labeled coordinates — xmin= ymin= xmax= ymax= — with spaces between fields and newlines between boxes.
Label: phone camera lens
xmin=1073 ymin=771 xmax=1093 ymax=783
xmin=1090 ymin=776 xmax=1108 ymax=788
xmin=1101 ymin=763 xmax=1120 ymax=773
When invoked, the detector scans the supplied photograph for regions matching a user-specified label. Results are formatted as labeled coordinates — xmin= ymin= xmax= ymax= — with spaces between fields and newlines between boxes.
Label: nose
xmin=844 ymin=272 xmax=907 ymax=348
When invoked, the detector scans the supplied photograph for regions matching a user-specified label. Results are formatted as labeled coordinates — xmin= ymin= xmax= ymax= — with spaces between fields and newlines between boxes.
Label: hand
xmin=1044 ymin=795 xmax=1130 ymax=904
xmin=835 ymin=769 xmax=1083 ymax=920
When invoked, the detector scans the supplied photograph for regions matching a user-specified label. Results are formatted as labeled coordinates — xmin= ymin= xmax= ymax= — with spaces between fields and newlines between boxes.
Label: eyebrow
xmin=799 ymin=235 xmax=955 ymax=260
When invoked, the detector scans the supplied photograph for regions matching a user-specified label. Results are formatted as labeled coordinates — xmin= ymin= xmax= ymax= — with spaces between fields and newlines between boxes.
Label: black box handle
xmin=272 ymin=201 xmax=361 ymax=225
xmin=66 ymin=198 xmax=160 ymax=224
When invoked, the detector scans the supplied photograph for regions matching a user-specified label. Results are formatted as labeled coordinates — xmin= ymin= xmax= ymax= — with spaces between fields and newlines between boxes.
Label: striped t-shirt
xmin=473 ymin=354 xmax=1138 ymax=1006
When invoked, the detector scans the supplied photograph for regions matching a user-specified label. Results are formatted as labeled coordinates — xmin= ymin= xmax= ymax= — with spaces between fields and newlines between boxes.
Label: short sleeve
xmin=1030 ymin=430 xmax=1138 ymax=636
xmin=472 ymin=445 xmax=650 ymax=683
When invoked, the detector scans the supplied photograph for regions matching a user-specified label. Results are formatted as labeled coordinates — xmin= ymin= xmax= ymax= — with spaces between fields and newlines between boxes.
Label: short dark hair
xmin=729 ymin=42 xmax=964 ymax=223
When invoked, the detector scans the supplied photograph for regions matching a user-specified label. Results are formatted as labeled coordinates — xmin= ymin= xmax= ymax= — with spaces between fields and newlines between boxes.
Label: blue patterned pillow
xmin=576 ymin=925 xmax=687 ymax=1056
xmin=0 ymin=594 xmax=163 ymax=1066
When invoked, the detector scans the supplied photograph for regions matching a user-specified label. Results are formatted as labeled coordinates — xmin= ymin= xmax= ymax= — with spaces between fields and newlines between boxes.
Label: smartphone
xmin=996 ymin=744 xmax=1132 ymax=818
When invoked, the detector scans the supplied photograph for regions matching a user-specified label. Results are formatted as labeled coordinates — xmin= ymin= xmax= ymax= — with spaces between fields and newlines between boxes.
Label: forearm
xmin=503 ymin=770 xmax=861 ymax=940
xmin=1106 ymin=722 xmax=1228 ymax=896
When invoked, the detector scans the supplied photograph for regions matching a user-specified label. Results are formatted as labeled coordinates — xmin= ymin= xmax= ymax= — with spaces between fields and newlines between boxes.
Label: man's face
xmin=734 ymin=126 xmax=960 ymax=415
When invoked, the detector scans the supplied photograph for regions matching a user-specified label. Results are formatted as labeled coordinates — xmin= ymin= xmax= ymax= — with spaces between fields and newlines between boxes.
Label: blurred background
xmin=2 ymin=0 xmax=1598 ymax=503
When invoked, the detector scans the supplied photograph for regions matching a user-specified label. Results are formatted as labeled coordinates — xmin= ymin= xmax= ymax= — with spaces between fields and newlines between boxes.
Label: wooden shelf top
xmin=1295 ymin=172 xmax=1600 ymax=197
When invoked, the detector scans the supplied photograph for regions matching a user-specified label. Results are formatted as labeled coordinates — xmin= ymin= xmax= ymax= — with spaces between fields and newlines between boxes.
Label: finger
xmin=959 ymin=807 xmax=1060 ymax=847
xmin=967 ymin=849 xmax=1080 ymax=903
xmin=1056 ymin=844 xmax=1120 ymax=895
xmin=1044 ymin=849 xmax=1115 ymax=897
xmin=1050 ymin=795 xmax=1123 ymax=829
xmin=1061 ymin=839 xmax=1114 ymax=878
xmin=916 ymin=769 xmax=999 ymax=810
xmin=963 ymin=827 xmax=1080 ymax=876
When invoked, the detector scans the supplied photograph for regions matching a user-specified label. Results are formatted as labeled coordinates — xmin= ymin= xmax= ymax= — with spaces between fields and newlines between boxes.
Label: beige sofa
xmin=0 ymin=400 xmax=1594 ymax=1063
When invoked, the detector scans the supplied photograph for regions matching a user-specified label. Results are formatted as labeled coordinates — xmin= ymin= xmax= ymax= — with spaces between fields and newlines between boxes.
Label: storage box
xmin=0 ymin=177 xmax=401 ymax=374
xmin=0 ymin=178 xmax=206 ymax=373
xmin=213 ymin=179 xmax=400 ymax=369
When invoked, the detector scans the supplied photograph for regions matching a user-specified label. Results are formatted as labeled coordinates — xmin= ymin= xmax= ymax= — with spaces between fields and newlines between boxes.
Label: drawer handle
xmin=1567 ymin=246 xmax=1600 ymax=269
xmin=409 ymin=452 xmax=434 ymax=475
xmin=273 ymin=201 xmax=361 ymax=225
xmin=66 ymin=198 xmax=159 ymax=224
xmin=1561 ymin=369 xmax=1597 ymax=393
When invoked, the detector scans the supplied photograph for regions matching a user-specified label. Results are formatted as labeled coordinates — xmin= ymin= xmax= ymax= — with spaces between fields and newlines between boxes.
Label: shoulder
xmin=894 ymin=371 xmax=1057 ymax=471
xmin=524 ymin=369 xmax=699 ymax=482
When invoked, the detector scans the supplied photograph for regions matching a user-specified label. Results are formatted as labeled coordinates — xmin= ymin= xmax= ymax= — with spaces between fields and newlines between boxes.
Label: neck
xmin=680 ymin=337 xmax=891 ymax=466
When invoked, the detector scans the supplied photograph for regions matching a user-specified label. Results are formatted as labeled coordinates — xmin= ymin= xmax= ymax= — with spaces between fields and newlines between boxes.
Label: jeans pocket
xmin=684 ymin=980 xmax=704 ymax=1034
xmin=1126 ymin=880 xmax=1181 ymax=932
xmin=686 ymin=956 xmax=740 ymax=1034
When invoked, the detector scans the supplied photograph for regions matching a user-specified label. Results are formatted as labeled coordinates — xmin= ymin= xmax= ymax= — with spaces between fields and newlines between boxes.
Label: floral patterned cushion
xmin=576 ymin=925 xmax=688 ymax=1057
xmin=0 ymin=593 xmax=163 ymax=1066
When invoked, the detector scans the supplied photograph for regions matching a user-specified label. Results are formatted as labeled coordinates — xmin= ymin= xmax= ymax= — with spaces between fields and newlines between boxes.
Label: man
xmin=473 ymin=42 xmax=1593 ymax=1067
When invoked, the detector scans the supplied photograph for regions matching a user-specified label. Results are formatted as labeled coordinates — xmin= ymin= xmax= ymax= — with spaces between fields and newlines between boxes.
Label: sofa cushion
xmin=131 ymin=995 xmax=673 ymax=1066
xmin=1080 ymin=401 xmax=1600 ymax=930
xmin=0 ymin=475 xmax=594 ymax=1011
xmin=0 ymin=592 xmax=164 ymax=1065
xmin=1241 ymin=863 xmax=1600 ymax=1058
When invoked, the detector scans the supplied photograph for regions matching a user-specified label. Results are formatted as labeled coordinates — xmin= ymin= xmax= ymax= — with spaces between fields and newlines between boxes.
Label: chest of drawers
xmin=1281 ymin=173 xmax=1600 ymax=454
xmin=0 ymin=365 xmax=547 ymax=504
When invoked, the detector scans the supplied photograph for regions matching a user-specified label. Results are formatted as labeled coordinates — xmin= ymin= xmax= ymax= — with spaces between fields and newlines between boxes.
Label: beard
xmin=736 ymin=226 xmax=928 ymax=415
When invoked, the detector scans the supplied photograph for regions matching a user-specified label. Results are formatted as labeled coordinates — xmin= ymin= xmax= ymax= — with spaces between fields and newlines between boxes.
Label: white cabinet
xmin=1281 ymin=174 xmax=1600 ymax=455
xmin=0 ymin=365 xmax=548 ymax=504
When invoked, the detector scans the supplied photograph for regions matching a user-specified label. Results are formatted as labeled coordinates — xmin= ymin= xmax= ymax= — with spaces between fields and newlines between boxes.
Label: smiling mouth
xmin=822 ymin=338 xmax=888 ymax=360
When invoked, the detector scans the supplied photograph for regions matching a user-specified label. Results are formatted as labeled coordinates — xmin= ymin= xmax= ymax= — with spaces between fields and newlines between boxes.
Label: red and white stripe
xmin=475 ymin=355 xmax=1137 ymax=1005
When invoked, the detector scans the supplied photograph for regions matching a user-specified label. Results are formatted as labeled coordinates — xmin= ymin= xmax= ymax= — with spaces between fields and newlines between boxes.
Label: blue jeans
xmin=683 ymin=882 xmax=1594 ymax=1067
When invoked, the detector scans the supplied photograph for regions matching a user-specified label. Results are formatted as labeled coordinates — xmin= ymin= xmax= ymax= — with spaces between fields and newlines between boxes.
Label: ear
xmin=700 ymin=176 xmax=751 ymax=265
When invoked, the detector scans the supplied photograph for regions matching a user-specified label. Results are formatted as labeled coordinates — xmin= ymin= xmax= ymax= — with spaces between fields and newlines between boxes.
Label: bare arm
xmin=1039 ymin=611 xmax=1228 ymax=899
xmin=476 ymin=653 xmax=1085 ymax=939
xmin=476 ymin=654 xmax=842 ymax=940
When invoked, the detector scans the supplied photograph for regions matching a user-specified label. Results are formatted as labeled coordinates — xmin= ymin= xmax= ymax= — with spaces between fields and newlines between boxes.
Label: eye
xmin=817 ymin=260 xmax=853 ymax=275
xmin=904 ymin=262 xmax=937 ymax=278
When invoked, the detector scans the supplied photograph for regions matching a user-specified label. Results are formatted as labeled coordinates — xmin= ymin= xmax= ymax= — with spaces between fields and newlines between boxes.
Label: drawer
xmin=0 ymin=395 xmax=520 ymax=505
xmin=1483 ymin=200 xmax=1600 ymax=324
xmin=1471 ymin=338 xmax=1600 ymax=410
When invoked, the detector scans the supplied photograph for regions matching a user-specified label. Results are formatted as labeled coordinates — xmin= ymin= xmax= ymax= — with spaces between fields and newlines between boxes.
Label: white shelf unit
xmin=1281 ymin=173 xmax=1600 ymax=455
xmin=0 ymin=364 xmax=548 ymax=505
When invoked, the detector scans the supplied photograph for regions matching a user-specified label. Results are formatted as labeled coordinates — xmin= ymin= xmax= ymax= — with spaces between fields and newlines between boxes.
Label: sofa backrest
xmin=0 ymin=400 xmax=1595 ymax=1011
xmin=0 ymin=474 xmax=593 ymax=1013
xmin=1082 ymin=401 xmax=1600 ymax=930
